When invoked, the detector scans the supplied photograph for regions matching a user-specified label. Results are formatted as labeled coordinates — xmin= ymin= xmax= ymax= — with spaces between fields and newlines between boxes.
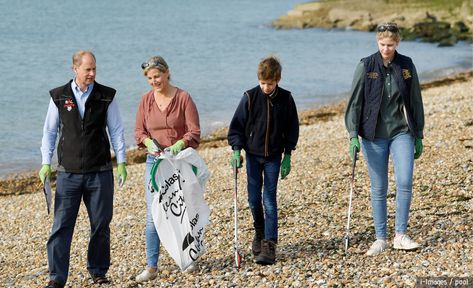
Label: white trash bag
xmin=150 ymin=148 xmax=211 ymax=271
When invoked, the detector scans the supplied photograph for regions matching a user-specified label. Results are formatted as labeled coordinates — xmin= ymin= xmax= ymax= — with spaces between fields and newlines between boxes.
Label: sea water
xmin=0 ymin=0 xmax=471 ymax=177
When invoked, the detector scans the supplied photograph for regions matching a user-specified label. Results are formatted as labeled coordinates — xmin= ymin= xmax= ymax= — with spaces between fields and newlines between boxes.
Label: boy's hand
xmin=280 ymin=154 xmax=291 ymax=179
xmin=230 ymin=150 xmax=242 ymax=168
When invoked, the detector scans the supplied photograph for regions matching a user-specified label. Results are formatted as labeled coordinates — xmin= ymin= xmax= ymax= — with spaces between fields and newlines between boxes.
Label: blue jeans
xmin=246 ymin=152 xmax=281 ymax=242
xmin=144 ymin=154 xmax=161 ymax=268
xmin=47 ymin=171 xmax=113 ymax=285
xmin=361 ymin=132 xmax=415 ymax=240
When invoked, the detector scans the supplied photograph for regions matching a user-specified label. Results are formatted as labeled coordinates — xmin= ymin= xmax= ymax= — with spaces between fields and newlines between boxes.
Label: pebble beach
xmin=0 ymin=72 xmax=472 ymax=287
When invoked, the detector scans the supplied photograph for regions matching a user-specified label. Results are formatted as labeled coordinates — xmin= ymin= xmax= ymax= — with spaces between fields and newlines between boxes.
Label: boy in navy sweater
xmin=228 ymin=55 xmax=299 ymax=265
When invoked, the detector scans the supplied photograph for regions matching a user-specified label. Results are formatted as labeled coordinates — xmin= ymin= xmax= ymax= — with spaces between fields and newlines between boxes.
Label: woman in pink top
xmin=134 ymin=56 xmax=201 ymax=282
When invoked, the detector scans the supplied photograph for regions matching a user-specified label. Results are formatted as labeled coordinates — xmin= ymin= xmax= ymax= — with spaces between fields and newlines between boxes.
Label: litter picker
xmin=233 ymin=158 xmax=242 ymax=268
xmin=152 ymin=138 xmax=164 ymax=154
xmin=344 ymin=147 xmax=358 ymax=253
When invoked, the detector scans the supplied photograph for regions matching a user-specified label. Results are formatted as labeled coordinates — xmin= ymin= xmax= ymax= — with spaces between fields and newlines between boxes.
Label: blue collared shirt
xmin=40 ymin=79 xmax=127 ymax=165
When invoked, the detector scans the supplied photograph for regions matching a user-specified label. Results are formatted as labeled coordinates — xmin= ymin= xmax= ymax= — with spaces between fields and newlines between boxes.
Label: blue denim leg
xmin=246 ymin=153 xmax=264 ymax=232
xmin=389 ymin=132 xmax=415 ymax=234
xmin=362 ymin=132 xmax=415 ymax=239
xmin=144 ymin=154 xmax=160 ymax=268
xmin=82 ymin=170 xmax=114 ymax=276
xmin=246 ymin=153 xmax=281 ymax=242
xmin=362 ymin=138 xmax=389 ymax=240
xmin=47 ymin=172 xmax=83 ymax=285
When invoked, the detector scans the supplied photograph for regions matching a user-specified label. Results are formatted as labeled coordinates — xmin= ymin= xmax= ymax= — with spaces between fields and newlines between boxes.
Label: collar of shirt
xmin=71 ymin=79 xmax=95 ymax=118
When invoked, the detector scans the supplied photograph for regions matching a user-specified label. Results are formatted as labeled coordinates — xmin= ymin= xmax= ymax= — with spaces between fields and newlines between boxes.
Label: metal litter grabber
xmin=233 ymin=158 xmax=242 ymax=268
xmin=344 ymin=147 xmax=358 ymax=253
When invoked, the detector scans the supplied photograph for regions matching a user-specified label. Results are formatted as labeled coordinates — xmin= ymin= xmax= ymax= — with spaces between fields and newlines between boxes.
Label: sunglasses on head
xmin=377 ymin=23 xmax=399 ymax=33
xmin=141 ymin=59 xmax=167 ymax=70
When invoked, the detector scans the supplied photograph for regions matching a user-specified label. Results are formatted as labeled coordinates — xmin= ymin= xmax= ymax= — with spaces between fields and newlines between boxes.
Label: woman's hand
xmin=170 ymin=140 xmax=186 ymax=155
xmin=143 ymin=138 xmax=160 ymax=154
xmin=349 ymin=137 xmax=360 ymax=160
xmin=414 ymin=138 xmax=423 ymax=159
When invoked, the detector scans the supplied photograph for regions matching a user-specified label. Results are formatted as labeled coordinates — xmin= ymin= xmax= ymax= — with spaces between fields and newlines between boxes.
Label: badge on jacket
xmin=367 ymin=72 xmax=379 ymax=79
xmin=64 ymin=99 xmax=76 ymax=111
xmin=402 ymin=69 xmax=412 ymax=80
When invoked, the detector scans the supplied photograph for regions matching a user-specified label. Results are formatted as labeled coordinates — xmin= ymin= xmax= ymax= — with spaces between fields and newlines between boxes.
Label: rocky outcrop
xmin=272 ymin=0 xmax=473 ymax=46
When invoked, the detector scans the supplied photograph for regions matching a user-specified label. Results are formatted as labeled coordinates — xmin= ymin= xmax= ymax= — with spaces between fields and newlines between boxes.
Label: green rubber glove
xmin=117 ymin=163 xmax=127 ymax=187
xmin=143 ymin=138 xmax=159 ymax=154
xmin=230 ymin=150 xmax=242 ymax=168
xmin=280 ymin=154 xmax=291 ymax=179
xmin=39 ymin=164 xmax=51 ymax=184
xmin=170 ymin=139 xmax=186 ymax=155
xmin=349 ymin=137 xmax=360 ymax=160
xmin=414 ymin=138 xmax=423 ymax=159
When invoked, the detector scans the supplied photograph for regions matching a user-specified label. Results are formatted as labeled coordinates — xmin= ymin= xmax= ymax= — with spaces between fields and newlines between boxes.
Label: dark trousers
xmin=47 ymin=171 xmax=114 ymax=284
xmin=246 ymin=153 xmax=281 ymax=242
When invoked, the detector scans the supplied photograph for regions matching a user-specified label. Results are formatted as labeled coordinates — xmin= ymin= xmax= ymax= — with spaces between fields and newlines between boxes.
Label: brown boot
xmin=252 ymin=229 xmax=264 ymax=256
xmin=255 ymin=240 xmax=276 ymax=265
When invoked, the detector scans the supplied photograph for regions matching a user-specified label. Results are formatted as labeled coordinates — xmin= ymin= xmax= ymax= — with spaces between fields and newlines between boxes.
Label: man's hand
xmin=117 ymin=163 xmax=127 ymax=187
xmin=39 ymin=164 xmax=51 ymax=184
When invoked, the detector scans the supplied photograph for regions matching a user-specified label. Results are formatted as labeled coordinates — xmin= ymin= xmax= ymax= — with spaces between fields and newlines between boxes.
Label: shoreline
xmin=1 ymin=69 xmax=471 ymax=196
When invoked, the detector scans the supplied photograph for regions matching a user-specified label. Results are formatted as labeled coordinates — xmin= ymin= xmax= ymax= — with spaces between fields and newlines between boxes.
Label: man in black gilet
xmin=39 ymin=50 xmax=127 ymax=288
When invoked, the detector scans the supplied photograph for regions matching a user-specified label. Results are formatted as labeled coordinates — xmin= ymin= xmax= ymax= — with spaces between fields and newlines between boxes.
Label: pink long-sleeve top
xmin=135 ymin=88 xmax=200 ymax=149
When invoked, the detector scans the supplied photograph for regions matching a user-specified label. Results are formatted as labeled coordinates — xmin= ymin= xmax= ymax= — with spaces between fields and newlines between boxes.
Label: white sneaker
xmin=393 ymin=234 xmax=420 ymax=250
xmin=183 ymin=262 xmax=198 ymax=273
xmin=135 ymin=269 xmax=157 ymax=283
xmin=366 ymin=239 xmax=387 ymax=256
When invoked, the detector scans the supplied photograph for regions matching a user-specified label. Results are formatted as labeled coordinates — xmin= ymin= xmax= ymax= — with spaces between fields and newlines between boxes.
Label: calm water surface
xmin=0 ymin=0 xmax=471 ymax=177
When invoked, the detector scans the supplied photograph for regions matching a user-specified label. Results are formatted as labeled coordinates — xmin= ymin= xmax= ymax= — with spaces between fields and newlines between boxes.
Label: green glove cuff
xmin=170 ymin=140 xmax=186 ymax=155
xmin=176 ymin=139 xmax=186 ymax=149
xmin=41 ymin=164 xmax=51 ymax=169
